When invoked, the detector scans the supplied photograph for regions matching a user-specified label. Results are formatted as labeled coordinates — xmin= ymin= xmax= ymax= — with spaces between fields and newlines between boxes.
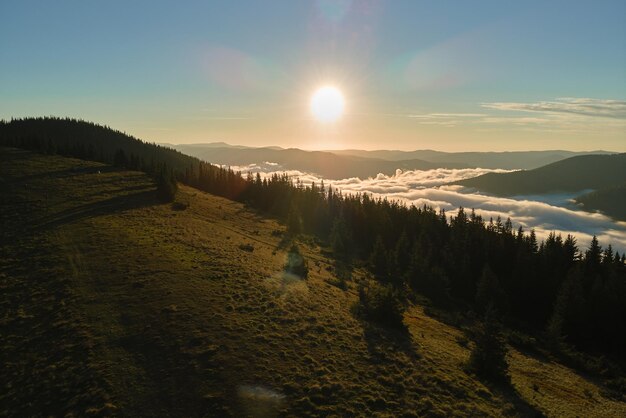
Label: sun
xmin=310 ymin=86 xmax=345 ymax=123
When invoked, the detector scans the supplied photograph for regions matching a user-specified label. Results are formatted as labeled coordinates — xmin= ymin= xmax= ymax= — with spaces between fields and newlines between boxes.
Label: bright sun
xmin=310 ymin=86 xmax=345 ymax=123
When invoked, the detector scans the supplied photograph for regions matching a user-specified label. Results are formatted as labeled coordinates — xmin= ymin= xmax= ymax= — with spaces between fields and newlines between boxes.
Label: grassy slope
xmin=1 ymin=148 xmax=624 ymax=417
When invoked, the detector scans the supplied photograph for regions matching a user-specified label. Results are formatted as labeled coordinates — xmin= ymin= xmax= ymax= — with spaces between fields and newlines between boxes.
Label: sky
xmin=1 ymin=0 xmax=625 ymax=151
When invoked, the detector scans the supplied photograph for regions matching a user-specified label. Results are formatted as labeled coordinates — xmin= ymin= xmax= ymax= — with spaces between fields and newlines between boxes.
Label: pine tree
xmin=391 ymin=231 xmax=411 ymax=287
xmin=286 ymin=202 xmax=302 ymax=236
xmin=330 ymin=215 xmax=352 ymax=261
xmin=156 ymin=168 xmax=177 ymax=202
xmin=475 ymin=264 xmax=506 ymax=314
xmin=546 ymin=268 xmax=588 ymax=347
xmin=602 ymin=244 xmax=614 ymax=266
xmin=563 ymin=234 xmax=578 ymax=264
xmin=113 ymin=148 xmax=128 ymax=167
xmin=585 ymin=235 xmax=602 ymax=274
xmin=467 ymin=307 xmax=509 ymax=383
xmin=529 ymin=229 xmax=538 ymax=253
xmin=369 ymin=235 xmax=389 ymax=282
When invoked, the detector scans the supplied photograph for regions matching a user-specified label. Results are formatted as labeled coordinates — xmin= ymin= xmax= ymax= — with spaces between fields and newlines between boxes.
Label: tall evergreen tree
xmin=330 ymin=215 xmax=352 ymax=261
xmin=156 ymin=167 xmax=177 ymax=202
xmin=467 ymin=307 xmax=509 ymax=383
xmin=475 ymin=264 xmax=507 ymax=314
xmin=369 ymin=235 xmax=389 ymax=282
xmin=547 ymin=268 xmax=588 ymax=347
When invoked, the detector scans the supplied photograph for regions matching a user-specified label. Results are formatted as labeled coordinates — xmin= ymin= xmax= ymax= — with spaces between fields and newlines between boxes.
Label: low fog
xmin=232 ymin=164 xmax=626 ymax=253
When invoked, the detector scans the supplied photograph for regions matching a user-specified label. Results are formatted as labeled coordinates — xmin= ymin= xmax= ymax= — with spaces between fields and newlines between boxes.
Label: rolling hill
xmin=576 ymin=185 xmax=626 ymax=222
xmin=172 ymin=144 xmax=468 ymax=179
xmin=169 ymin=142 xmax=613 ymax=175
xmin=2 ymin=148 xmax=625 ymax=416
xmin=331 ymin=149 xmax=614 ymax=170
xmin=454 ymin=154 xmax=626 ymax=196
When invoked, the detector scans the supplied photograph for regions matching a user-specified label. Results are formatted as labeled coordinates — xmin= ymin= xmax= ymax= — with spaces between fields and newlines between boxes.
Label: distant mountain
xmin=166 ymin=142 xmax=284 ymax=150
xmin=172 ymin=144 xmax=468 ymax=179
xmin=332 ymin=149 xmax=614 ymax=170
xmin=454 ymin=154 xmax=626 ymax=195
xmin=167 ymin=142 xmax=614 ymax=173
xmin=576 ymin=185 xmax=626 ymax=221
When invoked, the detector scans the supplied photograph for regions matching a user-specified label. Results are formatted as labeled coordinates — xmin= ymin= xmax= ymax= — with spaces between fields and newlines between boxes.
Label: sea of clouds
xmin=230 ymin=163 xmax=626 ymax=253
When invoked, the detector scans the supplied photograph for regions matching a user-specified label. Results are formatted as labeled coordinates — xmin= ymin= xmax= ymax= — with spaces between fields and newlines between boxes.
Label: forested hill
xmin=333 ymin=149 xmax=613 ymax=170
xmin=0 ymin=117 xmax=199 ymax=174
xmin=576 ymin=185 xmax=626 ymax=221
xmin=454 ymin=153 xmax=626 ymax=196
xmin=0 ymin=117 xmax=249 ymax=200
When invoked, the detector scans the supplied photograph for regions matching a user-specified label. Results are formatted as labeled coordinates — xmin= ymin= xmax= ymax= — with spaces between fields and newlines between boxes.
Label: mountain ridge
xmin=454 ymin=153 xmax=626 ymax=196
xmin=172 ymin=144 xmax=469 ymax=179
xmin=168 ymin=142 xmax=615 ymax=171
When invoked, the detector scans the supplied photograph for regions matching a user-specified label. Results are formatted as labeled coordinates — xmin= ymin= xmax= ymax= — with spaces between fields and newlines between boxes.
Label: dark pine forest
xmin=2 ymin=117 xmax=625 ymax=373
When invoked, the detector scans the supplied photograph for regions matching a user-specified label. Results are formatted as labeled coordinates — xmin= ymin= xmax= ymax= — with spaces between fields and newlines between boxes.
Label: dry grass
xmin=1 ymin=147 xmax=624 ymax=417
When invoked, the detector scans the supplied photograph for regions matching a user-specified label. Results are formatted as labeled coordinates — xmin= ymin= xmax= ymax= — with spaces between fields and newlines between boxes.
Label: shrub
xmin=239 ymin=243 xmax=254 ymax=252
xmin=353 ymin=282 xmax=405 ymax=329
xmin=284 ymin=244 xmax=308 ymax=278
xmin=171 ymin=201 xmax=188 ymax=211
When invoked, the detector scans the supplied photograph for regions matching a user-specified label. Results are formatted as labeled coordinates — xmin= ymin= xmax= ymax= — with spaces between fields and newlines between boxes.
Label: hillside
xmin=454 ymin=154 xmax=626 ymax=196
xmin=0 ymin=117 xmax=200 ymax=174
xmin=2 ymin=148 xmax=625 ymax=416
xmin=173 ymin=144 xmax=468 ymax=179
xmin=576 ymin=185 xmax=626 ymax=221
xmin=332 ymin=149 xmax=613 ymax=170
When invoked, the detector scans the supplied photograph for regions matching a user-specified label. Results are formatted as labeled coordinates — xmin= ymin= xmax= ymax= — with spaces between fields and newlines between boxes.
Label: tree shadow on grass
xmin=275 ymin=233 xmax=293 ymax=251
xmin=81 ymin=183 xmax=155 ymax=200
xmin=114 ymin=331 xmax=229 ymax=416
xmin=477 ymin=377 xmax=547 ymax=417
xmin=362 ymin=321 xmax=420 ymax=364
xmin=326 ymin=260 xmax=352 ymax=290
xmin=35 ymin=188 xmax=158 ymax=231
xmin=0 ymin=148 xmax=116 ymax=182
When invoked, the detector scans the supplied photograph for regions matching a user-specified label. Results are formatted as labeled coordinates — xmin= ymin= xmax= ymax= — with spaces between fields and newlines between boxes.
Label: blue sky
xmin=1 ymin=0 xmax=624 ymax=150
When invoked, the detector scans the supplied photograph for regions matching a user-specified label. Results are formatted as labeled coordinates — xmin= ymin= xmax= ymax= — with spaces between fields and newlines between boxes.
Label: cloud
xmin=331 ymin=168 xmax=514 ymax=189
xmin=229 ymin=162 xmax=287 ymax=173
xmin=400 ymin=98 xmax=626 ymax=132
xmin=407 ymin=113 xmax=486 ymax=119
xmin=188 ymin=116 xmax=253 ymax=121
xmin=403 ymin=112 xmax=485 ymax=127
xmin=479 ymin=116 xmax=550 ymax=125
xmin=414 ymin=120 xmax=458 ymax=127
xmin=245 ymin=167 xmax=626 ymax=253
xmin=482 ymin=98 xmax=626 ymax=119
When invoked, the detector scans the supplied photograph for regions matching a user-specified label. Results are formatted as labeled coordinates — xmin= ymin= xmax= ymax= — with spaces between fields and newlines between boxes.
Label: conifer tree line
xmin=2 ymin=117 xmax=625 ymax=358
